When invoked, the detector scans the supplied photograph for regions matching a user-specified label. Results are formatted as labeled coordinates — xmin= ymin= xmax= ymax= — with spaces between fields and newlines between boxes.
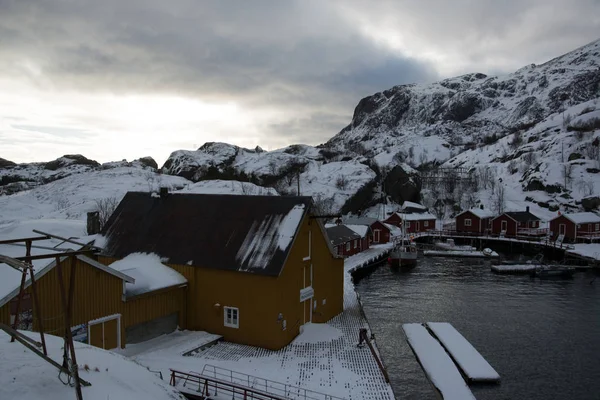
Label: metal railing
xmin=200 ymin=364 xmax=346 ymax=400
xmin=414 ymin=230 xmax=575 ymax=249
xmin=170 ymin=369 xmax=286 ymax=400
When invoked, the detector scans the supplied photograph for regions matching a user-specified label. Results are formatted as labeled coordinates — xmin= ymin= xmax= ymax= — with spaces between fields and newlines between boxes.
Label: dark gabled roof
xmin=101 ymin=192 xmax=312 ymax=277
xmin=326 ymin=225 xmax=361 ymax=246
xmin=504 ymin=211 xmax=541 ymax=222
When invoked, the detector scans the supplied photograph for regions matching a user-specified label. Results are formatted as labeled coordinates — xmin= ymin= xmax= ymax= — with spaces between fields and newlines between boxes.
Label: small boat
xmin=389 ymin=238 xmax=418 ymax=268
xmin=424 ymin=247 xmax=499 ymax=258
xmin=531 ymin=266 xmax=576 ymax=279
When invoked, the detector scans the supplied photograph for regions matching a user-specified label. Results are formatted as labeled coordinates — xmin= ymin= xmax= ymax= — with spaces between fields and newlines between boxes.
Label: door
xmin=501 ymin=220 xmax=507 ymax=232
xmin=374 ymin=230 xmax=380 ymax=243
xmin=559 ymin=224 xmax=566 ymax=236
xmin=87 ymin=315 xmax=121 ymax=350
xmin=416 ymin=221 xmax=420 ymax=232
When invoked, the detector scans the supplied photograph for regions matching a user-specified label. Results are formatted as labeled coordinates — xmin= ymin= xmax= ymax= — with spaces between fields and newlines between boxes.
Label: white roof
xmin=383 ymin=223 xmax=403 ymax=236
xmin=459 ymin=209 xmax=495 ymax=219
xmin=110 ymin=253 xmax=187 ymax=297
xmin=346 ymin=224 xmax=370 ymax=238
xmin=401 ymin=201 xmax=426 ymax=210
xmin=559 ymin=212 xmax=600 ymax=224
xmin=402 ymin=212 xmax=437 ymax=221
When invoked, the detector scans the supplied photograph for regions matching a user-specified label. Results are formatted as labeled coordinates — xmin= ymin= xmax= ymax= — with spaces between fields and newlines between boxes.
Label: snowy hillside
xmin=2 ymin=39 xmax=600 ymax=220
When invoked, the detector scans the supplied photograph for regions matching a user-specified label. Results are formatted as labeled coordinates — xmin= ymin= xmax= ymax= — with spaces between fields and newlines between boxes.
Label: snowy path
xmin=426 ymin=323 xmax=500 ymax=383
xmin=403 ymin=324 xmax=476 ymax=400
xmin=122 ymin=244 xmax=396 ymax=400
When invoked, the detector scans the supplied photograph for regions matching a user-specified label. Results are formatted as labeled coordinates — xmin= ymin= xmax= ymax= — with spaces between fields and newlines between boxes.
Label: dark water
xmin=354 ymin=257 xmax=600 ymax=400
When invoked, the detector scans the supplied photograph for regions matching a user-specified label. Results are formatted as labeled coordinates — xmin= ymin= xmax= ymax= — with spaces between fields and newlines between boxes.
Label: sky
xmin=1 ymin=0 xmax=599 ymax=166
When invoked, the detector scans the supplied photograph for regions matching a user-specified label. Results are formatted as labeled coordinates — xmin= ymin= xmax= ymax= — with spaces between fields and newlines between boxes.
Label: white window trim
xmin=374 ymin=229 xmax=380 ymax=242
xmin=464 ymin=219 xmax=472 ymax=227
xmin=224 ymin=306 xmax=239 ymax=329
xmin=501 ymin=220 xmax=508 ymax=231
xmin=595 ymin=223 xmax=599 ymax=231
xmin=345 ymin=242 xmax=350 ymax=251
xmin=424 ymin=220 xmax=429 ymax=227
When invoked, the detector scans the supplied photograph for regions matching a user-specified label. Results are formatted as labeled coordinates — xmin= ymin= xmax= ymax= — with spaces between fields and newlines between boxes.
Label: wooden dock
xmin=426 ymin=323 xmax=500 ymax=384
xmin=491 ymin=264 xmax=536 ymax=274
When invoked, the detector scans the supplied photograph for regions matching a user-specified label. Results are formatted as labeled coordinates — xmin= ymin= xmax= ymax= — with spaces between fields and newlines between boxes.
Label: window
xmin=596 ymin=223 xmax=599 ymax=231
xmin=224 ymin=307 xmax=239 ymax=329
xmin=374 ymin=230 xmax=380 ymax=242
xmin=424 ymin=221 xmax=429 ymax=227
xmin=406 ymin=222 xmax=411 ymax=228
xmin=501 ymin=220 xmax=507 ymax=231
xmin=346 ymin=242 xmax=350 ymax=251
xmin=464 ymin=219 xmax=472 ymax=227
xmin=353 ymin=239 xmax=357 ymax=248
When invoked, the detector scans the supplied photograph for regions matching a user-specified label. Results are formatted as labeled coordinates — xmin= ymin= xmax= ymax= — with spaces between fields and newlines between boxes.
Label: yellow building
xmin=1 ymin=192 xmax=344 ymax=351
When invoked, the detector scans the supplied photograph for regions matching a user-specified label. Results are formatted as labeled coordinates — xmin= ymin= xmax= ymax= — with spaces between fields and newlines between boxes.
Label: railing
xmin=170 ymin=369 xmax=286 ymax=400
xmin=517 ymin=228 xmax=548 ymax=236
xmin=414 ymin=230 xmax=575 ymax=249
xmin=200 ymin=364 xmax=346 ymax=400
xmin=576 ymin=231 xmax=600 ymax=242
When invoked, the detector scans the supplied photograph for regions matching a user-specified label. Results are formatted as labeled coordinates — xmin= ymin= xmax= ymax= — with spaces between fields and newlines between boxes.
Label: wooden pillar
xmin=29 ymin=267 xmax=47 ymax=355
xmin=10 ymin=239 xmax=32 ymax=342
xmin=56 ymin=256 xmax=84 ymax=400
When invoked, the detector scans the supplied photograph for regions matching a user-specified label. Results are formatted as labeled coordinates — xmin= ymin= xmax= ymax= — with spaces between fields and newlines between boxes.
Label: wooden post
xmin=29 ymin=267 xmax=47 ymax=355
xmin=56 ymin=256 xmax=84 ymax=400
xmin=10 ymin=270 xmax=28 ymax=342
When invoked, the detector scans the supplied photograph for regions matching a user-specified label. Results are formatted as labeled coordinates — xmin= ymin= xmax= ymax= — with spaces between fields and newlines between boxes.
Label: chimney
xmin=87 ymin=211 xmax=100 ymax=235
xmin=526 ymin=206 xmax=530 ymax=213
xmin=159 ymin=186 xmax=169 ymax=199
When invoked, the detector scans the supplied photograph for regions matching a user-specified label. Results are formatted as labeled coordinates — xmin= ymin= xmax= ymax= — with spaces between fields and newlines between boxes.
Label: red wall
xmin=404 ymin=219 xmax=436 ymax=233
xmin=491 ymin=215 xmax=517 ymax=236
xmin=371 ymin=221 xmax=391 ymax=244
xmin=335 ymin=238 xmax=362 ymax=257
xmin=383 ymin=213 xmax=402 ymax=227
xmin=456 ymin=212 xmax=485 ymax=233
xmin=548 ymin=215 xmax=600 ymax=242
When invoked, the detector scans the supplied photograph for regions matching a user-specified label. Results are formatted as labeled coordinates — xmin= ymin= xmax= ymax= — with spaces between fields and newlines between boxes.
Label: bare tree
xmin=95 ymin=197 xmax=119 ymax=230
xmin=311 ymin=194 xmax=335 ymax=216
xmin=585 ymin=142 xmax=600 ymax=168
xmin=562 ymin=163 xmax=573 ymax=189
xmin=268 ymin=159 xmax=278 ymax=175
xmin=492 ymin=184 xmax=505 ymax=215
xmin=577 ymin=180 xmax=595 ymax=197
xmin=335 ymin=175 xmax=348 ymax=190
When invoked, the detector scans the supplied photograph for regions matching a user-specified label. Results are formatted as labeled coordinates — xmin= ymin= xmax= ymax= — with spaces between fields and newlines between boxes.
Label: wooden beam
xmin=0 ymin=323 xmax=91 ymax=386
xmin=16 ymin=249 xmax=94 ymax=262
xmin=32 ymin=229 xmax=104 ymax=251
xmin=10 ymin=269 xmax=28 ymax=342
xmin=0 ymin=255 xmax=32 ymax=271
xmin=29 ymin=267 xmax=47 ymax=355
xmin=0 ymin=236 xmax=51 ymax=245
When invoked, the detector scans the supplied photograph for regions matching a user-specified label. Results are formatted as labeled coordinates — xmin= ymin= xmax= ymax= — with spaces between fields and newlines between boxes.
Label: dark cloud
xmin=0 ymin=0 xmax=598 ymax=157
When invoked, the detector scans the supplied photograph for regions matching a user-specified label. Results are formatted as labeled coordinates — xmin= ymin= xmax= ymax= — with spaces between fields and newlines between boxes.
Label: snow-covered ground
xmin=0 ymin=331 xmax=184 ymax=400
xmin=568 ymin=243 xmax=600 ymax=260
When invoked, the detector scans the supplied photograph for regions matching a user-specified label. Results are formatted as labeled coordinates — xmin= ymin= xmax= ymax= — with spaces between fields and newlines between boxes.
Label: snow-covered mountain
xmin=2 ymin=38 xmax=600 ymax=224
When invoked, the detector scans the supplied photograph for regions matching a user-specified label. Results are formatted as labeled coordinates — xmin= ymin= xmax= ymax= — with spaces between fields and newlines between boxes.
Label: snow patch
xmin=293 ymin=323 xmax=343 ymax=344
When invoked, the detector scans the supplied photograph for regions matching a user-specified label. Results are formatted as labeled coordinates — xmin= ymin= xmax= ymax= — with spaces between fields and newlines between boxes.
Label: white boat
xmin=389 ymin=237 xmax=418 ymax=268
xmin=429 ymin=239 xmax=498 ymax=258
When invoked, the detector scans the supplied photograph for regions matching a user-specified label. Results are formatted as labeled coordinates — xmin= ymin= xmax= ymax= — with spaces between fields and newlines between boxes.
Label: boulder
xmin=383 ymin=165 xmax=421 ymax=204
xmin=582 ymin=196 xmax=600 ymax=211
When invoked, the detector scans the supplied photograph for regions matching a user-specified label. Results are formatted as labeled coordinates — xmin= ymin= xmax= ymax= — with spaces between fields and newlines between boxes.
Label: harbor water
xmin=354 ymin=257 xmax=600 ymax=400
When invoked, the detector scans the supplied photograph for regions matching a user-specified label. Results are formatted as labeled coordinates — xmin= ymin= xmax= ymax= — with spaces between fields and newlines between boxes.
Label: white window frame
xmin=224 ymin=306 xmax=239 ymax=329
xmin=353 ymin=239 xmax=357 ymax=249
xmin=501 ymin=220 xmax=508 ymax=231
xmin=595 ymin=223 xmax=599 ymax=231
xmin=345 ymin=242 xmax=350 ymax=251
xmin=374 ymin=229 xmax=380 ymax=242
xmin=464 ymin=219 xmax=472 ymax=227
xmin=424 ymin=220 xmax=429 ymax=227
xmin=406 ymin=222 xmax=411 ymax=228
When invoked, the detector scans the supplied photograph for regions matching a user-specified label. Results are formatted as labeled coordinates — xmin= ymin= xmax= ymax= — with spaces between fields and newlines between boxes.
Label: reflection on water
xmin=355 ymin=257 xmax=600 ymax=400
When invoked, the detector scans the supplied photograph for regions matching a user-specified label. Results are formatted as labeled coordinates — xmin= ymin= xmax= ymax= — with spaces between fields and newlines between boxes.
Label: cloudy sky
xmin=1 ymin=0 xmax=599 ymax=165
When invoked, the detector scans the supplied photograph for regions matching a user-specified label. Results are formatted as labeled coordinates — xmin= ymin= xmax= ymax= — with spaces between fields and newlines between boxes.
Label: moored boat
xmin=389 ymin=238 xmax=418 ymax=268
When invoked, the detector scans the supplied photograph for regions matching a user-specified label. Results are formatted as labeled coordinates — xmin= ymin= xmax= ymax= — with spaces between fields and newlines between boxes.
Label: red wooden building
xmin=456 ymin=209 xmax=495 ymax=234
xmin=344 ymin=218 xmax=397 ymax=244
xmin=326 ymin=225 xmax=363 ymax=257
xmin=383 ymin=212 xmax=437 ymax=233
xmin=346 ymin=224 xmax=371 ymax=251
xmin=491 ymin=208 xmax=541 ymax=237
xmin=548 ymin=212 xmax=600 ymax=242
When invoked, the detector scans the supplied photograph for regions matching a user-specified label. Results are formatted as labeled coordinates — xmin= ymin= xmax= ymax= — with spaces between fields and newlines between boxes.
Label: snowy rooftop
xmin=401 ymin=201 xmax=426 ymax=210
xmin=558 ymin=212 xmax=600 ymax=224
xmin=383 ymin=223 xmax=403 ymax=236
xmin=109 ymin=253 xmax=187 ymax=297
xmin=460 ymin=209 xmax=495 ymax=219
xmin=346 ymin=224 xmax=370 ymax=238
xmin=402 ymin=212 xmax=437 ymax=221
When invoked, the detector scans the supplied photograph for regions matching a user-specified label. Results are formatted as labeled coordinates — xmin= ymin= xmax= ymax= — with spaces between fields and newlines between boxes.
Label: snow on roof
xmin=459 ymin=209 xmax=495 ymax=219
xmin=346 ymin=224 xmax=369 ymax=238
xmin=0 ymin=330 xmax=183 ymax=400
xmin=402 ymin=212 xmax=437 ymax=221
xmin=109 ymin=253 xmax=187 ymax=297
xmin=383 ymin=223 xmax=403 ymax=236
xmin=236 ymin=204 xmax=306 ymax=270
xmin=560 ymin=212 xmax=600 ymax=224
xmin=401 ymin=201 xmax=426 ymax=210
